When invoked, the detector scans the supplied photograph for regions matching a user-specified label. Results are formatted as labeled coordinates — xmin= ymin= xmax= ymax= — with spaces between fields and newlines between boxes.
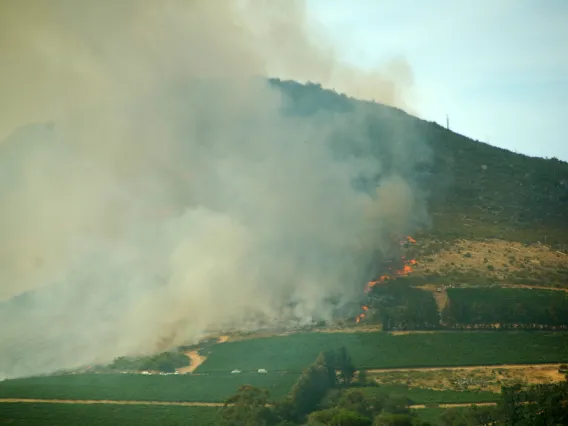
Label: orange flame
xmin=356 ymin=236 xmax=417 ymax=323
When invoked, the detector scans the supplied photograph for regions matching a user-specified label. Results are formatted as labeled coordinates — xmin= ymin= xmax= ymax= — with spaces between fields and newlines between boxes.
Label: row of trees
xmin=362 ymin=284 xmax=568 ymax=331
xmin=218 ymin=371 xmax=568 ymax=425
xmin=443 ymin=288 xmax=568 ymax=329
xmin=218 ymin=347 xmax=429 ymax=426
xmin=367 ymin=283 xmax=440 ymax=331
xmin=438 ymin=379 xmax=568 ymax=426
xmin=108 ymin=351 xmax=189 ymax=373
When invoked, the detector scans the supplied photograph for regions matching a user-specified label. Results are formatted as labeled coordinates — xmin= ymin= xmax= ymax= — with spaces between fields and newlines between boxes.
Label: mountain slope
xmin=271 ymin=79 xmax=568 ymax=245
xmin=2 ymin=79 xmax=567 ymax=292
xmin=3 ymin=79 xmax=567 ymax=246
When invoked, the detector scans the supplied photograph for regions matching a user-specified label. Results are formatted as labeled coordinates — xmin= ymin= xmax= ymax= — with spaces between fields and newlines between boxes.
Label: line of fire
xmin=355 ymin=235 xmax=417 ymax=324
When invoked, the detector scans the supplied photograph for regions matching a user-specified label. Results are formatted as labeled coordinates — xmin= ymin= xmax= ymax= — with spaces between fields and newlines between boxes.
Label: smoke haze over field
xmin=0 ymin=0 xmax=428 ymax=379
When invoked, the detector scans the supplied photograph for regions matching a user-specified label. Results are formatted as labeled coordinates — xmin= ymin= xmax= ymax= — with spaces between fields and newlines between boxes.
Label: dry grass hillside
xmin=410 ymin=238 xmax=568 ymax=288
xmin=369 ymin=364 xmax=566 ymax=393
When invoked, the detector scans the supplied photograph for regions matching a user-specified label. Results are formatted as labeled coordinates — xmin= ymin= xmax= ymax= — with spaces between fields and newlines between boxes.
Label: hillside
xmin=2 ymin=79 xmax=567 ymax=302
xmin=270 ymin=79 xmax=568 ymax=289
xmin=2 ymin=76 xmax=568 ymax=424
xmin=269 ymin=79 xmax=568 ymax=245
xmin=3 ymin=79 xmax=567 ymax=245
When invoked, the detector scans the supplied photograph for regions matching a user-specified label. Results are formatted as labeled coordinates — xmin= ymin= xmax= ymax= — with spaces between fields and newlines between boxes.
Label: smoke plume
xmin=0 ymin=0 xmax=428 ymax=379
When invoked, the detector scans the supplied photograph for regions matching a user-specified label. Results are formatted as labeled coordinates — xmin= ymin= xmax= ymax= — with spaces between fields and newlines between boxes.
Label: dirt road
xmin=176 ymin=351 xmax=206 ymax=374
xmin=0 ymin=398 xmax=496 ymax=410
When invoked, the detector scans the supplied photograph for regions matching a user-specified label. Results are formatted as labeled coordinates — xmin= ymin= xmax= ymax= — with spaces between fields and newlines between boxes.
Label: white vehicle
xmin=231 ymin=369 xmax=242 ymax=374
xmin=257 ymin=369 xmax=267 ymax=374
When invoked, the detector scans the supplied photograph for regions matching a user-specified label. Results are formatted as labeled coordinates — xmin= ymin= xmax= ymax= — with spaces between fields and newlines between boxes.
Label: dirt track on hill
xmin=176 ymin=351 xmax=206 ymax=374
xmin=0 ymin=398 xmax=496 ymax=410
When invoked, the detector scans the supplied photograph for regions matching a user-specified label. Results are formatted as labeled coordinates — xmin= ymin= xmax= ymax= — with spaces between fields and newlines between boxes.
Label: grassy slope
xmin=196 ymin=332 xmax=568 ymax=373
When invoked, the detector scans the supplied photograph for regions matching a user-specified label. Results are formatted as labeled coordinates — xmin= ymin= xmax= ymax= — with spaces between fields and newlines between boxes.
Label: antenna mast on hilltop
xmin=446 ymin=114 xmax=450 ymax=130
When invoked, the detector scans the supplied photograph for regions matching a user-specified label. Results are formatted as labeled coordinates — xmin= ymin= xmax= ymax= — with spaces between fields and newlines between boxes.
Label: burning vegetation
xmin=356 ymin=236 xmax=417 ymax=324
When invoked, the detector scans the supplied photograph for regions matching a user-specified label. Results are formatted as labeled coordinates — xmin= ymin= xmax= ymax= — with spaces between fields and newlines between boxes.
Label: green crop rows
xmin=0 ymin=403 xmax=218 ymax=426
xmin=0 ymin=373 xmax=298 ymax=402
xmin=361 ymin=385 xmax=499 ymax=405
xmin=445 ymin=287 xmax=568 ymax=328
xmin=197 ymin=331 xmax=568 ymax=372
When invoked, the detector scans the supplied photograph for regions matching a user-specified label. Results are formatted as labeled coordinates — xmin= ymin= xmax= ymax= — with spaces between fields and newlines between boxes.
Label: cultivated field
xmin=0 ymin=403 xmax=218 ymax=426
xmin=2 ymin=329 xmax=567 ymax=425
xmin=0 ymin=373 xmax=298 ymax=402
xmin=195 ymin=331 xmax=568 ymax=373
xmin=443 ymin=287 xmax=568 ymax=328
xmin=0 ymin=399 xmax=495 ymax=426
xmin=360 ymin=385 xmax=499 ymax=405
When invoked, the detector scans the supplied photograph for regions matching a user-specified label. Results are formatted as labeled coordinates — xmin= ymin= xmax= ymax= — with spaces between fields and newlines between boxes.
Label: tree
xmin=372 ymin=413 xmax=416 ymax=426
xmin=317 ymin=351 xmax=338 ymax=387
xmin=317 ymin=347 xmax=356 ymax=387
xmin=437 ymin=408 xmax=472 ymax=426
xmin=356 ymin=370 xmax=370 ymax=386
xmin=308 ymin=408 xmax=372 ymax=426
xmin=218 ymin=385 xmax=272 ymax=426
xmin=446 ymin=381 xmax=568 ymax=425
xmin=336 ymin=390 xmax=374 ymax=418
xmin=272 ymin=398 xmax=298 ymax=425
xmin=381 ymin=396 xmax=412 ymax=415
xmin=291 ymin=364 xmax=331 ymax=416
xmin=336 ymin=347 xmax=356 ymax=386
xmin=499 ymin=384 xmax=524 ymax=425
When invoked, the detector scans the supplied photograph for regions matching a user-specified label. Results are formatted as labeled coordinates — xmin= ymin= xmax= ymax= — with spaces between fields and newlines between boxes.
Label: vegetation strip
xmin=443 ymin=287 xmax=568 ymax=329
xmin=0 ymin=398 xmax=497 ymax=410
xmin=0 ymin=398 xmax=223 ymax=407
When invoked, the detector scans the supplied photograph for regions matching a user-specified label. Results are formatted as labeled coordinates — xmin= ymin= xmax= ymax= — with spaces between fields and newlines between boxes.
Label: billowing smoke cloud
xmin=0 ymin=0 xmax=428 ymax=379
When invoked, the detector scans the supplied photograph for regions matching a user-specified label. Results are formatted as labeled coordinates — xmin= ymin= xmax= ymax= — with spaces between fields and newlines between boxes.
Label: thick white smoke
xmin=0 ymin=0 xmax=428 ymax=379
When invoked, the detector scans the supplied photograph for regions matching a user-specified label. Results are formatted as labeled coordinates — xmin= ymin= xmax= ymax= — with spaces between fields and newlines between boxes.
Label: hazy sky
xmin=307 ymin=0 xmax=568 ymax=161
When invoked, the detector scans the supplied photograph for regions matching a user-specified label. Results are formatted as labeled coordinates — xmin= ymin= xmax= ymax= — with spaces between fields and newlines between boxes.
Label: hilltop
xmin=269 ymin=79 xmax=568 ymax=245
xmin=269 ymin=79 xmax=568 ymax=289
xmin=2 ymin=79 xmax=567 ymax=299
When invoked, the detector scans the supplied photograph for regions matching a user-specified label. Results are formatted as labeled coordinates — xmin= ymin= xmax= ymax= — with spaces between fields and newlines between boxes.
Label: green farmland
xmin=444 ymin=287 xmax=568 ymax=328
xmin=0 ymin=373 xmax=298 ymax=402
xmin=412 ymin=407 xmax=471 ymax=424
xmin=0 ymin=403 xmax=218 ymax=426
xmin=196 ymin=331 xmax=568 ymax=373
xmin=360 ymin=385 xmax=499 ymax=405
